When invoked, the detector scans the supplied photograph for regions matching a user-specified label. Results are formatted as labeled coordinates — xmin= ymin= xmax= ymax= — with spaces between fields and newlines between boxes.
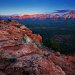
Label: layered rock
xmin=0 ymin=44 xmax=66 ymax=75
xmin=0 ymin=20 xmax=75 ymax=75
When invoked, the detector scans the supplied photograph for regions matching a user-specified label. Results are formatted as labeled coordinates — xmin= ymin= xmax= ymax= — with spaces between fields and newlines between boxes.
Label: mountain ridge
xmin=0 ymin=10 xmax=75 ymax=20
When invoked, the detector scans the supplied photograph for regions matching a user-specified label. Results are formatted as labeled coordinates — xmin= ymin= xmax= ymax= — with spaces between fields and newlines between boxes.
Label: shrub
xmin=5 ymin=19 xmax=11 ymax=23
xmin=3 ymin=58 xmax=17 ymax=62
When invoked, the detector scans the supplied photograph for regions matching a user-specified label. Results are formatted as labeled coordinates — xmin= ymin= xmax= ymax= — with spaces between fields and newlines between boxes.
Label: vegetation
xmin=5 ymin=19 xmax=11 ymax=23
xmin=21 ymin=20 xmax=75 ymax=55
xmin=21 ymin=37 xmax=27 ymax=43
xmin=43 ymin=38 xmax=60 ymax=52
xmin=0 ymin=58 xmax=17 ymax=62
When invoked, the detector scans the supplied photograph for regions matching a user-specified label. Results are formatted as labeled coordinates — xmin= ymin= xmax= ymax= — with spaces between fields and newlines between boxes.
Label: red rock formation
xmin=65 ymin=56 xmax=75 ymax=62
xmin=30 ymin=34 xmax=42 ymax=43
xmin=0 ymin=20 xmax=75 ymax=75
xmin=0 ymin=20 xmax=42 ymax=43
xmin=0 ymin=71 xmax=6 ymax=75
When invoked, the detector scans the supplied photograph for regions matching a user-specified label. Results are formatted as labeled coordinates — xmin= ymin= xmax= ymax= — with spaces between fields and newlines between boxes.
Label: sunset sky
xmin=0 ymin=0 xmax=75 ymax=15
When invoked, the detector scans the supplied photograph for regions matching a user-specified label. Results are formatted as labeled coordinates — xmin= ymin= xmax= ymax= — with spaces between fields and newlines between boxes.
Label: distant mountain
xmin=63 ymin=10 xmax=75 ymax=19
xmin=0 ymin=10 xmax=75 ymax=20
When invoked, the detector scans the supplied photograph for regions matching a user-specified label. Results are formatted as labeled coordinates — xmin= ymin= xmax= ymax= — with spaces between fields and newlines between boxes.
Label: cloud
xmin=54 ymin=10 xmax=73 ymax=13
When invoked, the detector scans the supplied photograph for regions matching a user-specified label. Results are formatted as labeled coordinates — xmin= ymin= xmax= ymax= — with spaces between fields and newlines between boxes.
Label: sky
xmin=0 ymin=0 xmax=75 ymax=15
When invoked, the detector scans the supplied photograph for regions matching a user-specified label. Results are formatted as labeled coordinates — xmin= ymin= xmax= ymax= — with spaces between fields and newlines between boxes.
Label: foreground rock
xmin=0 ymin=44 xmax=66 ymax=75
xmin=0 ymin=20 xmax=75 ymax=75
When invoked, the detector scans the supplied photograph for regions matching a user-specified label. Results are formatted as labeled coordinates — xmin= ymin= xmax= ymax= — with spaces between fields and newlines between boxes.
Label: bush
xmin=21 ymin=37 xmax=27 ymax=43
xmin=3 ymin=58 xmax=17 ymax=62
xmin=5 ymin=19 xmax=11 ymax=23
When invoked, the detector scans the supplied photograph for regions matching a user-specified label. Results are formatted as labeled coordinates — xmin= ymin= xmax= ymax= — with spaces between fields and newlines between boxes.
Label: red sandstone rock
xmin=0 ymin=71 xmax=6 ymax=75
xmin=0 ymin=20 xmax=75 ymax=75
xmin=30 ymin=34 xmax=42 ymax=43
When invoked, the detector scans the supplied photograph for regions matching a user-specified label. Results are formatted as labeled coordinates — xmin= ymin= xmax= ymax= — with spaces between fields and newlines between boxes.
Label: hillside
xmin=0 ymin=20 xmax=75 ymax=75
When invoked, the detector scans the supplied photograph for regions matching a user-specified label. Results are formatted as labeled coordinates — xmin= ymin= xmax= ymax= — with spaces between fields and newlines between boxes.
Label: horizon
xmin=0 ymin=0 xmax=75 ymax=15
xmin=0 ymin=9 xmax=75 ymax=16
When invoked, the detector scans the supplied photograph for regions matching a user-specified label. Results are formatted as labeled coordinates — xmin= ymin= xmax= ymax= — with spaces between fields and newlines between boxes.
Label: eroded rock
xmin=0 ymin=20 xmax=75 ymax=75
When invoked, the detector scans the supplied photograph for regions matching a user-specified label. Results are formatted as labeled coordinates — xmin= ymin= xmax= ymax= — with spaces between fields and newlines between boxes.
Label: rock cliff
xmin=0 ymin=20 xmax=75 ymax=75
